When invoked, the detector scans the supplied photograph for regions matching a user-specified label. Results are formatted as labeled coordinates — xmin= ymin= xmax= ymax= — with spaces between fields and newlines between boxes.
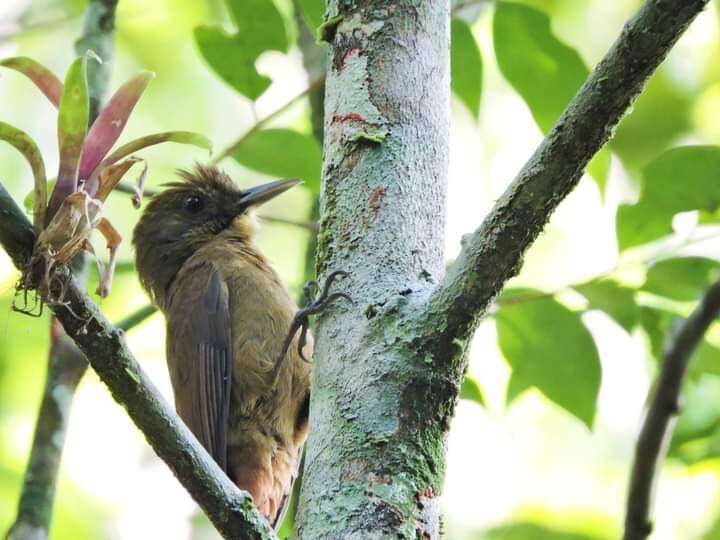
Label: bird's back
xmin=166 ymin=234 xmax=311 ymax=526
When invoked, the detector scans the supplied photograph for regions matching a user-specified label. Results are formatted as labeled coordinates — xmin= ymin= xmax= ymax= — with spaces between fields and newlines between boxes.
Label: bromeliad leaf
xmin=79 ymin=71 xmax=155 ymax=182
xmin=0 ymin=122 xmax=47 ymax=230
xmin=496 ymin=288 xmax=601 ymax=428
xmin=100 ymin=131 xmax=213 ymax=170
xmin=48 ymin=55 xmax=90 ymax=224
xmin=0 ymin=56 xmax=63 ymax=107
xmin=85 ymin=131 xmax=211 ymax=199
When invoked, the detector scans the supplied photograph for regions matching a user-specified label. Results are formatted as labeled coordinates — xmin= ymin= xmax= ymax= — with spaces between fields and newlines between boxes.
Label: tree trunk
xmin=297 ymin=2 xmax=450 ymax=537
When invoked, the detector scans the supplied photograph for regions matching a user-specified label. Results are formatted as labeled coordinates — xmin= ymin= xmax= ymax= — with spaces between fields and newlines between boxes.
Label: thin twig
xmin=210 ymin=76 xmax=326 ymax=165
xmin=623 ymin=280 xmax=720 ymax=540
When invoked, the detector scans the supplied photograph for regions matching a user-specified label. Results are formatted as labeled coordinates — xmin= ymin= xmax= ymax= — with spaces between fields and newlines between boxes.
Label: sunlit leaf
xmin=613 ymin=71 xmax=692 ymax=170
xmin=232 ymin=129 xmax=322 ymax=194
xmin=643 ymin=257 xmax=720 ymax=302
xmin=48 ymin=55 xmax=89 ymax=223
xmin=297 ymin=0 xmax=325 ymax=30
xmin=617 ymin=146 xmax=720 ymax=250
xmin=0 ymin=122 xmax=47 ymax=230
xmin=79 ymin=71 xmax=155 ymax=181
xmin=668 ymin=375 xmax=720 ymax=465
xmin=451 ymin=19 xmax=482 ymax=118
xmin=459 ymin=375 xmax=485 ymax=407
xmin=194 ymin=0 xmax=288 ymax=101
xmin=0 ymin=56 xmax=63 ymax=107
xmin=496 ymin=289 xmax=601 ymax=428
xmin=493 ymin=2 xmax=609 ymax=191
xmin=579 ymin=280 xmax=638 ymax=332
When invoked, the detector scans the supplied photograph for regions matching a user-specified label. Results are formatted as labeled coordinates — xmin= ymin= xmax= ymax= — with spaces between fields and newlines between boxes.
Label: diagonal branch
xmin=0 ymin=183 xmax=276 ymax=539
xmin=421 ymin=0 xmax=711 ymax=344
xmin=623 ymin=280 xmax=720 ymax=540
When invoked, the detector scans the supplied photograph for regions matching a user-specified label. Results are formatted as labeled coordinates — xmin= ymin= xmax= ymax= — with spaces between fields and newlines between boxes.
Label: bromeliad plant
xmin=0 ymin=54 xmax=211 ymax=312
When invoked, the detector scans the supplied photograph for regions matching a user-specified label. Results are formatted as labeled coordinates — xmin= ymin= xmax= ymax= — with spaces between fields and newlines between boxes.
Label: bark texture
xmin=623 ymin=280 xmax=720 ymax=540
xmin=299 ymin=0 xmax=710 ymax=538
xmin=297 ymin=2 xmax=450 ymax=537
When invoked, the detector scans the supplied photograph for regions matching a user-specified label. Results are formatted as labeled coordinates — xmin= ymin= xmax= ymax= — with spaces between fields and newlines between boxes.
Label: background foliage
xmin=0 ymin=0 xmax=719 ymax=538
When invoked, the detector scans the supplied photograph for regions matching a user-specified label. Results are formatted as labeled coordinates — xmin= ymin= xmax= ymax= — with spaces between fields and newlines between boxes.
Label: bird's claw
xmin=273 ymin=270 xmax=352 ymax=378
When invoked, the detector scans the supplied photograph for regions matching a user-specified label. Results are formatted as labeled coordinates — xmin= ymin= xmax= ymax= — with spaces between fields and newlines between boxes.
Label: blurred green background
xmin=1 ymin=0 xmax=720 ymax=538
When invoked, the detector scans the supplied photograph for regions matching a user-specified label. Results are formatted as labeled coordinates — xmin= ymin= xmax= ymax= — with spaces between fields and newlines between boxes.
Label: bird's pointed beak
xmin=235 ymin=178 xmax=301 ymax=213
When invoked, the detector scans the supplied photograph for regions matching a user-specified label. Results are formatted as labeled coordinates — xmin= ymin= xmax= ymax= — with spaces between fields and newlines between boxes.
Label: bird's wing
xmin=167 ymin=263 xmax=232 ymax=471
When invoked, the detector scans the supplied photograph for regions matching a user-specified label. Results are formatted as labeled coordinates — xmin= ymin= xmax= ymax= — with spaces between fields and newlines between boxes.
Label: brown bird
xmin=132 ymin=165 xmax=344 ymax=527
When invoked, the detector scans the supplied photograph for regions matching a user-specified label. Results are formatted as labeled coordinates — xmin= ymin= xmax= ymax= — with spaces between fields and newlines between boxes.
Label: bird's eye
xmin=183 ymin=195 xmax=204 ymax=213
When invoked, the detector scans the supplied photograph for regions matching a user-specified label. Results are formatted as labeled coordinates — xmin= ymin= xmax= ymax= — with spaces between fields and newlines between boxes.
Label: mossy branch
xmin=0 ymin=186 xmax=276 ymax=540
xmin=422 ymin=0 xmax=711 ymax=344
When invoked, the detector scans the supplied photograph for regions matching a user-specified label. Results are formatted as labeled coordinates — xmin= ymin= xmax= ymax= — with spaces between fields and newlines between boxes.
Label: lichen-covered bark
xmin=297 ymin=2 xmax=450 ymax=537
xmin=300 ymin=0 xmax=710 ymax=537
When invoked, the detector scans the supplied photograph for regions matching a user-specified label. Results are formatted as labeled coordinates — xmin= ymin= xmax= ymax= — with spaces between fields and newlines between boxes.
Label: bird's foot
xmin=273 ymin=271 xmax=352 ymax=377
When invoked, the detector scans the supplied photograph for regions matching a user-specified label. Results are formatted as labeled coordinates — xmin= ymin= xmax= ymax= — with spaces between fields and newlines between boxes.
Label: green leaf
xmin=297 ymin=0 xmax=325 ymax=31
xmin=580 ymin=280 xmax=638 ymax=332
xmin=668 ymin=375 xmax=720 ymax=465
xmin=617 ymin=146 xmax=720 ymax=250
xmin=643 ymin=257 xmax=720 ymax=302
xmin=0 ymin=122 xmax=47 ymax=230
xmin=451 ymin=19 xmax=483 ymax=118
xmin=493 ymin=2 xmax=608 ymax=191
xmin=48 ymin=55 xmax=89 ymax=222
xmin=194 ymin=0 xmax=288 ymax=101
xmin=639 ymin=306 xmax=672 ymax=361
xmin=459 ymin=375 xmax=485 ymax=407
xmin=101 ymin=131 xmax=212 ymax=167
xmin=612 ymin=71 xmax=692 ymax=171
xmin=496 ymin=289 xmax=601 ymax=428
xmin=232 ymin=129 xmax=322 ymax=194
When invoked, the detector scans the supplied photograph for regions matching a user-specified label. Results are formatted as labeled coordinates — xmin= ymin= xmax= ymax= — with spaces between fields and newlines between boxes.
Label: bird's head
xmin=132 ymin=164 xmax=298 ymax=305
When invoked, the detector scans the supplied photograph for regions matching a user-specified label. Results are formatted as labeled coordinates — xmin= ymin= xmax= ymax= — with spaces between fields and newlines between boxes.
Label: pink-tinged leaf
xmin=79 ymin=70 xmax=155 ymax=181
xmin=86 ymin=131 xmax=212 ymax=196
xmin=0 ymin=57 xmax=63 ymax=108
xmin=47 ymin=56 xmax=89 ymax=224
xmin=0 ymin=121 xmax=48 ymax=231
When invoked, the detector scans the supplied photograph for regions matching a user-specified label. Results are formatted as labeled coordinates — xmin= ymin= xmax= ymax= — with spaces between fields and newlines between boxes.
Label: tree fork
xmin=300 ymin=0 xmax=710 ymax=537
